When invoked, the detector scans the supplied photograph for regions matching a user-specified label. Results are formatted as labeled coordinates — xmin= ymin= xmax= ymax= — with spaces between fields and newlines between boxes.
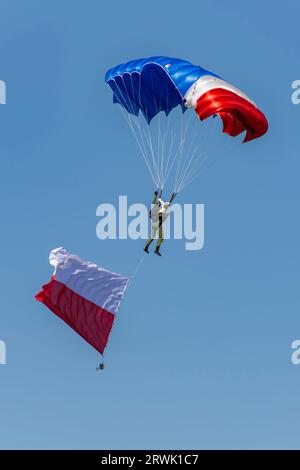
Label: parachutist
xmin=143 ymin=190 xmax=175 ymax=256
xmin=96 ymin=362 xmax=105 ymax=371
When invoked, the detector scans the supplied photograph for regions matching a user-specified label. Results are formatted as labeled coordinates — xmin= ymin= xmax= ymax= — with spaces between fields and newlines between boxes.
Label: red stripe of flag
xmin=35 ymin=277 xmax=115 ymax=355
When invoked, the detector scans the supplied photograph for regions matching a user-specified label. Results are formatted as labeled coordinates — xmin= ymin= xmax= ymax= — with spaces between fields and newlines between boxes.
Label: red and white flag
xmin=35 ymin=248 xmax=129 ymax=355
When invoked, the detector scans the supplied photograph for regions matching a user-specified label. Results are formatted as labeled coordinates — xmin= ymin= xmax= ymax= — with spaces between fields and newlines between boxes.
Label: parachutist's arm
xmin=169 ymin=192 xmax=177 ymax=204
xmin=153 ymin=190 xmax=158 ymax=204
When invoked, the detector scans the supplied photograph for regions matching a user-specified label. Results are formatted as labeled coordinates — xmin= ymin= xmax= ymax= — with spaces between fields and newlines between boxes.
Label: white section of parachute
xmin=184 ymin=75 xmax=256 ymax=109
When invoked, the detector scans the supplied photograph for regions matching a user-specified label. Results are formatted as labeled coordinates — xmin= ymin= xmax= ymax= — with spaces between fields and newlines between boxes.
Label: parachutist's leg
xmin=154 ymin=223 xmax=163 ymax=256
xmin=157 ymin=224 xmax=163 ymax=248
xmin=144 ymin=238 xmax=153 ymax=253
xmin=144 ymin=226 xmax=156 ymax=253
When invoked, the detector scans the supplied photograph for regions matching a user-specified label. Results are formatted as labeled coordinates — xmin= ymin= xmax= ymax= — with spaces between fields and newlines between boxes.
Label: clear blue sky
xmin=0 ymin=0 xmax=300 ymax=450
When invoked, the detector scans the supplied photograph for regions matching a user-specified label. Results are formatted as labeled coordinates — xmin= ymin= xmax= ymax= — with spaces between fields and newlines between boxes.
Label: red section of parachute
xmin=36 ymin=277 xmax=115 ymax=355
xmin=195 ymin=88 xmax=268 ymax=142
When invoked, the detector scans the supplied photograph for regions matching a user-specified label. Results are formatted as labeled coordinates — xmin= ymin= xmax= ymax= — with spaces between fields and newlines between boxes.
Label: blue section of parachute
xmin=105 ymin=56 xmax=219 ymax=123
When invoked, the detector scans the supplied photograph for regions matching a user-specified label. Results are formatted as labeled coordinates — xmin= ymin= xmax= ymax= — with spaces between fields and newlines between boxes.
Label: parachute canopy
xmin=35 ymin=248 xmax=129 ymax=355
xmin=105 ymin=56 xmax=268 ymax=143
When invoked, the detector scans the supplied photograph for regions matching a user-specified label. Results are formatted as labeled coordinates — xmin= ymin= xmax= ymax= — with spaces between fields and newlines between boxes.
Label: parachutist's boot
xmin=154 ymin=247 xmax=162 ymax=257
xmin=144 ymin=238 xmax=154 ymax=253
